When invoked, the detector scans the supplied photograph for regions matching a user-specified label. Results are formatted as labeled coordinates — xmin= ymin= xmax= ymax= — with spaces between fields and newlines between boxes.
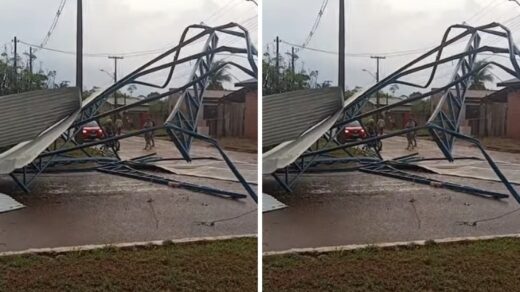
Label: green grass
xmin=264 ymin=237 xmax=520 ymax=291
xmin=0 ymin=238 xmax=257 ymax=291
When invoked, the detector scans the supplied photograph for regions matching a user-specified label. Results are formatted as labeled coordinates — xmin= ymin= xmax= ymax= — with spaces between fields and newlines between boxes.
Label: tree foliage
xmin=470 ymin=60 xmax=494 ymax=90
xmin=262 ymin=52 xmax=311 ymax=95
xmin=207 ymin=60 xmax=232 ymax=90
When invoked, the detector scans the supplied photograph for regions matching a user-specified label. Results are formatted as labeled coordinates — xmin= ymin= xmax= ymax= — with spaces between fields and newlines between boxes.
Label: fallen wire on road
xmin=457 ymin=207 xmax=520 ymax=227
xmin=195 ymin=209 xmax=256 ymax=227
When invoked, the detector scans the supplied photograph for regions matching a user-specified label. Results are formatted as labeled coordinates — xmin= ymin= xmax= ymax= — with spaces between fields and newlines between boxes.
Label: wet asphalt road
xmin=0 ymin=140 xmax=257 ymax=252
xmin=263 ymin=137 xmax=520 ymax=252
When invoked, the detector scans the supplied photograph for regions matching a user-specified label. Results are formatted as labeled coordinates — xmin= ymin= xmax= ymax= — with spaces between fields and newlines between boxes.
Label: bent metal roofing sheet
xmin=0 ymin=87 xmax=81 ymax=149
xmin=263 ymin=87 xmax=343 ymax=147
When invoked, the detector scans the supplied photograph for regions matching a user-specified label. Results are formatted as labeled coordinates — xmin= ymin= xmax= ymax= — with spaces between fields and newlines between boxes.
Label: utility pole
xmin=291 ymin=47 xmax=296 ymax=74
xmin=275 ymin=36 xmax=280 ymax=91
xmin=13 ymin=36 xmax=18 ymax=90
xmin=29 ymin=47 xmax=34 ymax=74
xmin=76 ymin=0 xmax=83 ymax=92
xmin=108 ymin=56 xmax=124 ymax=121
xmin=371 ymin=55 xmax=385 ymax=119
xmin=338 ymin=0 xmax=345 ymax=91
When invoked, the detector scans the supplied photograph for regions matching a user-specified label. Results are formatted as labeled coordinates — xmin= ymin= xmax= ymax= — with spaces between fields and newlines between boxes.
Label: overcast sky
xmin=263 ymin=0 xmax=520 ymax=95
xmin=0 ymin=0 xmax=257 ymax=95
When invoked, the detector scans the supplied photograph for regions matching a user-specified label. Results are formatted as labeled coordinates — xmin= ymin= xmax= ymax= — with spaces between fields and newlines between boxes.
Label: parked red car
xmin=338 ymin=120 xmax=367 ymax=143
xmin=78 ymin=121 xmax=104 ymax=142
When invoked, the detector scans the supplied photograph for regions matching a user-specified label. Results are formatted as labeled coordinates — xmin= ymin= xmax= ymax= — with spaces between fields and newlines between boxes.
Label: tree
xmin=207 ymin=60 xmax=232 ymax=90
xmin=389 ymin=84 xmax=399 ymax=96
xmin=127 ymin=84 xmax=137 ymax=95
xmin=344 ymin=86 xmax=362 ymax=99
xmin=470 ymin=60 xmax=494 ymax=90
xmin=262 ymin=52 xmax=313 ymax=94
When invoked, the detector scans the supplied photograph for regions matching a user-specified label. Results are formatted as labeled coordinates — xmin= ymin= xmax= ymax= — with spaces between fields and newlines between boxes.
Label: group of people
xmin=365 ymin=115 xmax=418 ymax=151
xmin=102 ymin=116 xmax=156 ymax=151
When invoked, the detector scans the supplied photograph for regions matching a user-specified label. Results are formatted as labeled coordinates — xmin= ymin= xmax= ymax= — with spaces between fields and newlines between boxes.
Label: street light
xmin=362 ymin=69 xmax=376 ymax=81
xmin=99 ymin=69 xmax=113 ymax=80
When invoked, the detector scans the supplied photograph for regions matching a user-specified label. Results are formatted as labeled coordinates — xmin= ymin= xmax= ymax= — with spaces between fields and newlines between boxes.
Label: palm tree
xmin=207 ymin=60 xmax=231 ymax=90
xmin=470 ymin=60 xmax=494 ymax=90
xmin=389 ymin=84 xmax=399 ymax=96
xmin=127 ymin=84 xmax=137 ymax=95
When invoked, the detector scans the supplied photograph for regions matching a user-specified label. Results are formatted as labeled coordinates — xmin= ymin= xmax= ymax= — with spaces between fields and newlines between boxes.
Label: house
xmin=167 ymin=89 xmax=233 ymax=135
xmin=100 ymin=95 xmax=150 ymax=129
xmin=214 ymin=78 xmax=258 ymax=139
xmin=167 ymin=80 xmax=257 ymax=140
xmin=431 ymin=89 xmax=495 ymax=136
xmin=364 ymin=95 xmax=412 ymax=128
xmin=478 ymin=78 xmax=520 ymax=139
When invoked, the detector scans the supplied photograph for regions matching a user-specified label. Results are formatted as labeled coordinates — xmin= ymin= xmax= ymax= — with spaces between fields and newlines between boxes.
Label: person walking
xmin=150 ymin=119 xmax=156 ymax=148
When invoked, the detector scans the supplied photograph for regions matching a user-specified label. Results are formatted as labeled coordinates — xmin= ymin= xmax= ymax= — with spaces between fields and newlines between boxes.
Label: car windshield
xmin=85 ymin=121 xmax=98 ymax=127
xmin=346 ymin=121 xmax=361 ymax=127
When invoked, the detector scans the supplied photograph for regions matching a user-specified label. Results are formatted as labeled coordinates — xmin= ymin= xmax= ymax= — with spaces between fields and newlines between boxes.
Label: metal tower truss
xmin=271 ymin=22 xmax=520 ymax=204
xmin=7 ymin=22 xmax=258 ymax=203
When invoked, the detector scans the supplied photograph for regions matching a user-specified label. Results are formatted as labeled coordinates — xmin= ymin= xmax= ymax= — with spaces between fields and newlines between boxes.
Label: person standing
xmin=377 ymin=117 xmax=386 ymax=135
xmin=115 ymin=117 xmax=123 ymax=136
xmin=143 ymin=118 xmax=153 ymax=150
xmin=405 ymin=117 xmax=418 ymax=150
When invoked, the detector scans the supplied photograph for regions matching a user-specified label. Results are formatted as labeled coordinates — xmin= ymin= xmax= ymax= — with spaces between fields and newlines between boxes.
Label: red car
xmin=79 ymin=121 xmax=104 ymax=142
xmin=338 ymin=120 xmax=367 ymax=143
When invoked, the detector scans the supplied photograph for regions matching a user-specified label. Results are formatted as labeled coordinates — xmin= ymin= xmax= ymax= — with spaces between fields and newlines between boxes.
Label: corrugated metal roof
xmin=263 ymin=87 xmax=343 ymax=147
xmin=0 ymin=87 xmax=81 ymax=148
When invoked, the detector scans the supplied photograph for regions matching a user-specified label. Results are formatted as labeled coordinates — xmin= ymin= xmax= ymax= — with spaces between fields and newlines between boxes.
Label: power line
xmin=40 ymin=0 xmax=67 ymax=49
xmin=281 ymin=39 xmax=434 ymax=58
xmin=302 ymin=0 xmax=329 ymax=48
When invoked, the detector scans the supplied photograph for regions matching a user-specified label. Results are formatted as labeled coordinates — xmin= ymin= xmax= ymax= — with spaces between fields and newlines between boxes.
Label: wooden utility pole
xmin=76 ymin=0 xmax=83 ymax=91
xmin=291 ymin=47 xmax=296 ymax=74
xmin=275 ymin=36 xmax=280 ymax=90
xmin=29 ymin=47 xmax=33 ymax=74
xmin=371 ymin=55 xmax=385 ymax=119
xmin=108 ymin=56 xmax=124 ymax=110
xmin=338 ymin=0 xmax=345 ymax=91
xmin=13 ymin=36 xmax=18 ymax=89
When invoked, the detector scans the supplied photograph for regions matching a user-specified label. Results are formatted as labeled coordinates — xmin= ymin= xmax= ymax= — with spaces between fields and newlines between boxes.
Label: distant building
xmin=101 ymin=95 xmax=149 ymax=129
xmin=364 ymin=95 xmax=412 ymax=129
xmin=479 ymin=79 xmax=520 ymax=139
xmin=167 ymin=80 xmax=258 ymax=140
xmin=431 ymin=89 xmax=495 ymax=136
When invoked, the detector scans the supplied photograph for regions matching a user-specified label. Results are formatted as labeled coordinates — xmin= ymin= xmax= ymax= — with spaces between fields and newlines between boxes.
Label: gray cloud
xmin=262 ymin=0 xmax=520 ymax=95
xmin=0 ymin=0 xmax=258 ymax=95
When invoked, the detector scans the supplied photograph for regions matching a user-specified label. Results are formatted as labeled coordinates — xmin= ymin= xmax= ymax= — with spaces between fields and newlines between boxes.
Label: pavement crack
xmin=147 ymin=198 xmax=159 ymax=229
xmin=409 ymin=198 xmax=421 ymax=229
xmin=195 ymin=209 xmax=256 ymax=227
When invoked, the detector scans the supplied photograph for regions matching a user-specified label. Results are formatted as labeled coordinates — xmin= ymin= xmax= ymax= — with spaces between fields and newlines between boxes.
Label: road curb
xmin=0 ymin=234 xmax=257 ymax=257
xmin=263 ymin=233 xmax=520 ymax=256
